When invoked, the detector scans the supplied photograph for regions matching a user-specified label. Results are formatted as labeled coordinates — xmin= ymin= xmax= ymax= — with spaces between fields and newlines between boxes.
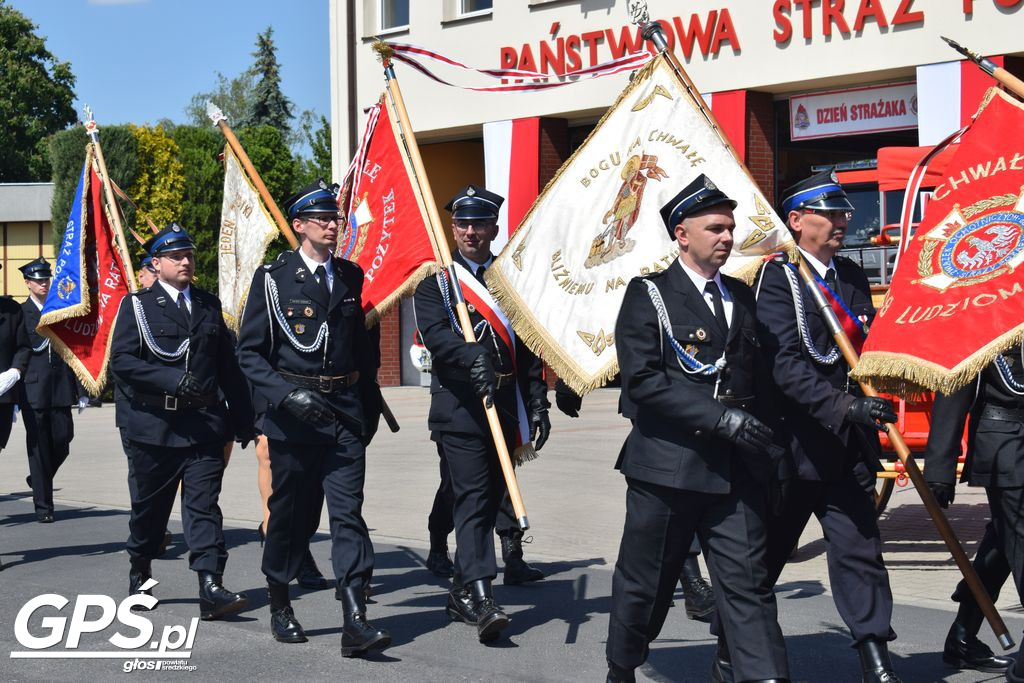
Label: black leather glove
xmin=279 ymin=389 xmax=333 ymax=428
xmin=847 ymin=396 xmax=898 ymax=432
xmin=467 ymin=345 xmax=496 ymax=408
xmin=528 ymin=398 xmax=551 ymax=450
xmin=928 ymin=481 xmax=955 ymax=509
xmin=554 ymin=379 xmax=582 ymax=418
xmin=176 ymin=372 xmax=204 ymax=400
xmin=713 ymin=408 xmax=775 ymax=456
xmin=235 ymin=426 xmax=258 ymax=450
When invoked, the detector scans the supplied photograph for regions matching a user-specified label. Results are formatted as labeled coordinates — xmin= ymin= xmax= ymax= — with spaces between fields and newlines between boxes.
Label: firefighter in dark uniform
xmin=111 ymin=223 xmax=254 ymax=620
xmin=924 ymin=356 xmax=1022 ymax=675
xmin=236 ymin=180 xmax=388 ymax=656
xmin=0 ymin=263 xmax=30 ymax=459
xmin=18 ymin=258 xmax=80 ymax=523
xmin=606 ymin=175 xmax=789 ymax=683
xmin=746 ymin=171 xmax=901 ymax=682
xmin=413 ymin=184 xmax=550 ymax=642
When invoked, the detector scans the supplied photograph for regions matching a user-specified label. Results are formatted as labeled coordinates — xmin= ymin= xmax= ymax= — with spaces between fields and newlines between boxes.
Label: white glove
xmin=0 ymin=368 xmax=21 ymax=397
xmin=77 ymin=396 xmax=89 ymax=415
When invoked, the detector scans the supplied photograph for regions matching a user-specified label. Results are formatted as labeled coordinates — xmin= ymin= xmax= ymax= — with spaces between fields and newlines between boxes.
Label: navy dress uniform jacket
xmin=19 ymin=301 xmax=79 ymax=409
xmin=755 ymin=256 xmax=881 ymax=481
xmin=236 ymin=249 xmax=381 ymax=445
xmin=413 ymin=252 xmax=547 ymax=440
xmin=0 ymin=296 xmax=30 ymax=404
xmin=110 ymin=285 xmax=254 ymax=447
xmin=615 ymin=260 xmax=775 ymax=493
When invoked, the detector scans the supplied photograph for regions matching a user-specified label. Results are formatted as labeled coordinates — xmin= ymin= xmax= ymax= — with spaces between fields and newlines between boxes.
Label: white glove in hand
xmin=77 ymin=396 xmax=89 ymax=415
xmin=0 ymin=368 xmax=21 ymax=397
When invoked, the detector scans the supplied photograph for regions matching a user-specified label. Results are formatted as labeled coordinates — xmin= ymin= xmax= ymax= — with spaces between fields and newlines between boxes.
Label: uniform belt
xmin=434 ymin=370 xmax=515 ymax=389
xmin=980 ymin=405 xmax=1024 ymax=422
xmin=279 ymin=371 xmax=359 ymax=394
xmin=134 ymin=392 xmax=218 ymax=411
xmin=494 ymin=372 xmax=514 ymax=389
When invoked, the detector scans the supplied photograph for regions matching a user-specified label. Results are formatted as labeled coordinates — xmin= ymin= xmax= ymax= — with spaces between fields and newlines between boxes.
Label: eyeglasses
xmin=157 ymin=251 xmax=195 ymax=263
xmin=453 ymin=219 xmax=497 ymax=232
xmin=303 ymin=215 xmax=343 ymax=228
xmin=803 ymin=208 xmax=852 ymax=221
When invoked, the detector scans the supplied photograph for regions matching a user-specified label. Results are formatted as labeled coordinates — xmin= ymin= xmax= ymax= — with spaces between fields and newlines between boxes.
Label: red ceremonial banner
xmin=38 ymin=144 xmax=131 ymax=395
xmin=338 ymin=97 xmax=439 ymax=325
xmin=852 ymin=89 xmax=1024 ymax=395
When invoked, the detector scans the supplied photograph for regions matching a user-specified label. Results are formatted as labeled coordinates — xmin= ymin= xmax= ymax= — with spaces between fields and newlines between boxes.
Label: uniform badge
xmin=156 ymin=296 xmax=166 ymax=305
xmin=685 ymin=344 xmax=699 ymax=356
xmin=303 ymin=306 xmax=314 ymax=317
xmin=286 ymin=308 xmax=294 ymax=317
xmin=294 ymin=323 xmax=306 ymax=334
xmin=467 ymin=304 xmax=476 ymax=313
xmin=695 ymin=327 xmax=708 ymax=341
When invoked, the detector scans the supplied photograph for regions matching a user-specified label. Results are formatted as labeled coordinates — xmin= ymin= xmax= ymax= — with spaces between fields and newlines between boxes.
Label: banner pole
xmin=375 ymin=41 xmax=530 ymax=530
xmin=82 ymin=108 xmax=137 ymax=292
xmin=942 ymin=37 xmax=1024 ymax=100
xmin=792 ymin=253 xmax=1013 ymax=650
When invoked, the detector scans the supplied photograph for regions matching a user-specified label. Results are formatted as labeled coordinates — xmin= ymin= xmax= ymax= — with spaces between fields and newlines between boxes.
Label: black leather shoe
xmin=711 ymin=637 xmax=735 ymax=683
xmin=607 ymin=660 xmax=636 ymax=683
xmin=468 ymin=579 xmax=509 ymax=642
xmin=426 ymin=547 xmax=455 ymax=577
xmin=446 ymin=585 xmax=478 ymax=624
xmin=129 ymin=563 xmax=155 ymax=611
xmin=858 ymin=639 xmax=903 ymax=682
xmin=36 ymin=512 xmax=54 ymax=524
xmin=500 ymin=533 xmax=543 ymax=585
xmin=339 ymin=586 xmax=390 ymax=657
xmin=257 ymin=522 xmax=265 ymax=547
xmin=943 ymin=618 xmax=1013 ymax=672
xmin=198 ymin=572 xmax=248 ymax=620
xmin=268 ymin=584 xmax=306 ymax=643
xmin=297 ymin=550 xmax=330 ymax=590
xmin=681 ymin=576 xmax=715 ymax=621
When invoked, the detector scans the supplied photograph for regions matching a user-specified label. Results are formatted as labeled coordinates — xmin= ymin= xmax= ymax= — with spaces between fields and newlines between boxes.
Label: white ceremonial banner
xmin=487 ymin=55 xmax=792 ymax=395
xmin=218 ymin=145 xmax=280 ymax=329
xmin=790 ymin=82 xmax=918 ymax=141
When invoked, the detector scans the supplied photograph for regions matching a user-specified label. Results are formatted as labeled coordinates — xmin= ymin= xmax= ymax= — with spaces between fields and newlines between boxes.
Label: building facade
xmin=0 ymin=183 xmax=56 ymax=299
xmin=329 ymin=0 xmax=1024 ymax=385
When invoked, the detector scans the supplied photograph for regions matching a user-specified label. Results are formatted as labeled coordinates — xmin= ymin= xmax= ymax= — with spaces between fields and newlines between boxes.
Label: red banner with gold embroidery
xmin=852 ymin=89 xmax=1024 ymax=395
xmin=337 ymin=96 xmax=440 ymax=325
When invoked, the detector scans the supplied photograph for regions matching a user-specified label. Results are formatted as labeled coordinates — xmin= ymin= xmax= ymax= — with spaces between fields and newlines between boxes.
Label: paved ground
xmin=0 ymin=387 xmax=1021 ymax=681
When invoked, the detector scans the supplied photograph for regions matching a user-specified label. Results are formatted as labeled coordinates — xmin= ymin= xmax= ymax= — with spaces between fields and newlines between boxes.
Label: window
xmin=461 ymin=0 xmax=492 ymax=12
xmin=380 ymin=0 xmax=409 ymax=31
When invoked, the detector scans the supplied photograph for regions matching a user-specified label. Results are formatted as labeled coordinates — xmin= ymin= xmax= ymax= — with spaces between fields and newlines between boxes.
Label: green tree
xmin=296 ymin=114 xmax=332 ymax=186
xmin=237 ymin=125 xmax=300 ymax=258
xmin=129 ymin=125 xmax=185 ymax=230
xmin=48 ymin=126 xmax=139 ymax=245
xmin=184 ymin=70 xmax=255 ymax=129
xmin=171 ymin=126 xmax=224 ymax=291
xmin=0 ymin=0 xmax=77 ymax=181
xmin=242 ymin=27 xmax=294 ymax=137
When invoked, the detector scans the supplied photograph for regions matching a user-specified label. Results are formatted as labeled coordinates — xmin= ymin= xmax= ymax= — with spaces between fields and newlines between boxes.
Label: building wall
xmin=2 ymin=222 xmax=53 ymax=298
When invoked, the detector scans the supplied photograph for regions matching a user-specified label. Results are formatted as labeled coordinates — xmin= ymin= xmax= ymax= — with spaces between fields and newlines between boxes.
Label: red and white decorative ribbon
xmin=387 ymin=41 xmax=652 ymax=93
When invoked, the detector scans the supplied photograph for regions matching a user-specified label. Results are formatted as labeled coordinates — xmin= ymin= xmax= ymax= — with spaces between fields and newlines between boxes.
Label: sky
xmin=11 ymin=0 xmax=331 ymax=149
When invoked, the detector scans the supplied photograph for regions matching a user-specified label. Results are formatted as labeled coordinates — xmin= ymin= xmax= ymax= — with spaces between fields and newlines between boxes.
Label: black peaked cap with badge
xmin=659 ymin=174 xmax=737 ymax=239
xmin=780 ymin=169 xmax=855 ymax=215
xmin=18 ymin=258 xmax=52 ymax=280
xmin=283 ymin=179 xmax=341 ymax=220
xmin=445 ymin=184 xmax=504 ymax=221
xmin=143 ymin=223 xmax=196 ymax=256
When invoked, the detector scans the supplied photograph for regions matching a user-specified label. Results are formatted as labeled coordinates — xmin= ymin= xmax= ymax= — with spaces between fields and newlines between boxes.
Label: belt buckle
xmin=164 ymin=395 xmax=178 ymax=411
xmin=317 ymin=375 xmax=333 ymax=393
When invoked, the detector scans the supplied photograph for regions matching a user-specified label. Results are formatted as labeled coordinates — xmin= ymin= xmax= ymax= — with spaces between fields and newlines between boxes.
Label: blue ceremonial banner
xmin=37 ymin=144 xmax=131 ymax=395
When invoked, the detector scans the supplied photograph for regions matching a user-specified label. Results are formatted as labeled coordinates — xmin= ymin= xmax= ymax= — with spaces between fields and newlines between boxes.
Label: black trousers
xmin=125 ymin=439 xmax=227 ymax=573
xmin=607 ymin=471 xmax=789 ymax=680
xmin=23 ymin=407 xmax=73 ymax=515
xmin=0 ymin=403 xmax=14 ymax=450
xmin=428 ymin=441 xmax=517 ymax=547
xmin=950 ymin=485 xmax=1024 ymax=617
xmin=262 ymin=428 xmax=373 ymax=591
xmin=764 ymin=470 xmax=895 ymax=645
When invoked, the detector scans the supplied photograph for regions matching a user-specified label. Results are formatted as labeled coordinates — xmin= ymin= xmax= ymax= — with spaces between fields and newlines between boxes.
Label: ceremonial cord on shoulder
xmin=995 ymin=345 xmax=1024 ymax=395
xmin=31 ymin=337 xmax=49 ymax=353
xmin=781 ymin=264 xmax=841 ymax=366
xmin=436 ymin=271 xmax=489 ymax=340
xmin=130 ymin=295 xmax=189 ymax=362
xmin=263 ymin=273 xmax=329 ymax=354
xmin=643 ymin=280 xmax=725 ymax=377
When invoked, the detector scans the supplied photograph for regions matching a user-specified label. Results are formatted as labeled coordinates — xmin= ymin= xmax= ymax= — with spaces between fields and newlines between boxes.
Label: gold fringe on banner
xmin=364 ymin=261 xmax=439 ymax=328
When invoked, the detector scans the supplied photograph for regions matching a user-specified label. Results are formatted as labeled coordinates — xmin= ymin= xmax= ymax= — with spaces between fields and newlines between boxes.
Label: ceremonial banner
xmin=852 ymin=89 xmax=1024 ymax=395
xmin=487 ymin=55 xmax=792 ymax=394
xmin=38 ymin=144 xmax=131 ymax=395
xmin=338 ymin=96 xmax=440 ymax=324
xmin=219 ymin=144 xmax=280 ymax=330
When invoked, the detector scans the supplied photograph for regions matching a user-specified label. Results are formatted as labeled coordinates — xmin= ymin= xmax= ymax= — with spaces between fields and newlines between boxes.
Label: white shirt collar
xmin=298 ymin=248 xmax=332 ymax=277
xmin=678 ymin=257 xmax=730 ymax=299
xmin=798 ymin=247 xmax=836 ymax=279
xmin=461 ymin=253 xmax=493 ymax=272
xmin=157 ymin=279 xmax=191 ymax=303
xmin=30 ymin=297 xmax=43 ymax=311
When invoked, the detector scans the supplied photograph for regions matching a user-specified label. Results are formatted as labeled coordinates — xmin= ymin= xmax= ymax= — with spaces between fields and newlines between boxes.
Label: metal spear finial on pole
xmin=941 ymin=36 xmax=1024 ymax=99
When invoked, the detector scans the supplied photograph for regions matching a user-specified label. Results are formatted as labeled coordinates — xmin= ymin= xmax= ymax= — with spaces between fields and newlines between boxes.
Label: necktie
xmin=314 ymin=265 xmax=330 ymax=301
xmin=475 ymin=264 xmax=487 ymax=283
xmin=177 ymin=294 xmax=190 ymax=322
xmin=704 ymin=281 xmax=728 ymax=331
xmin=824 ymin=267 xmax=837 ymax=290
